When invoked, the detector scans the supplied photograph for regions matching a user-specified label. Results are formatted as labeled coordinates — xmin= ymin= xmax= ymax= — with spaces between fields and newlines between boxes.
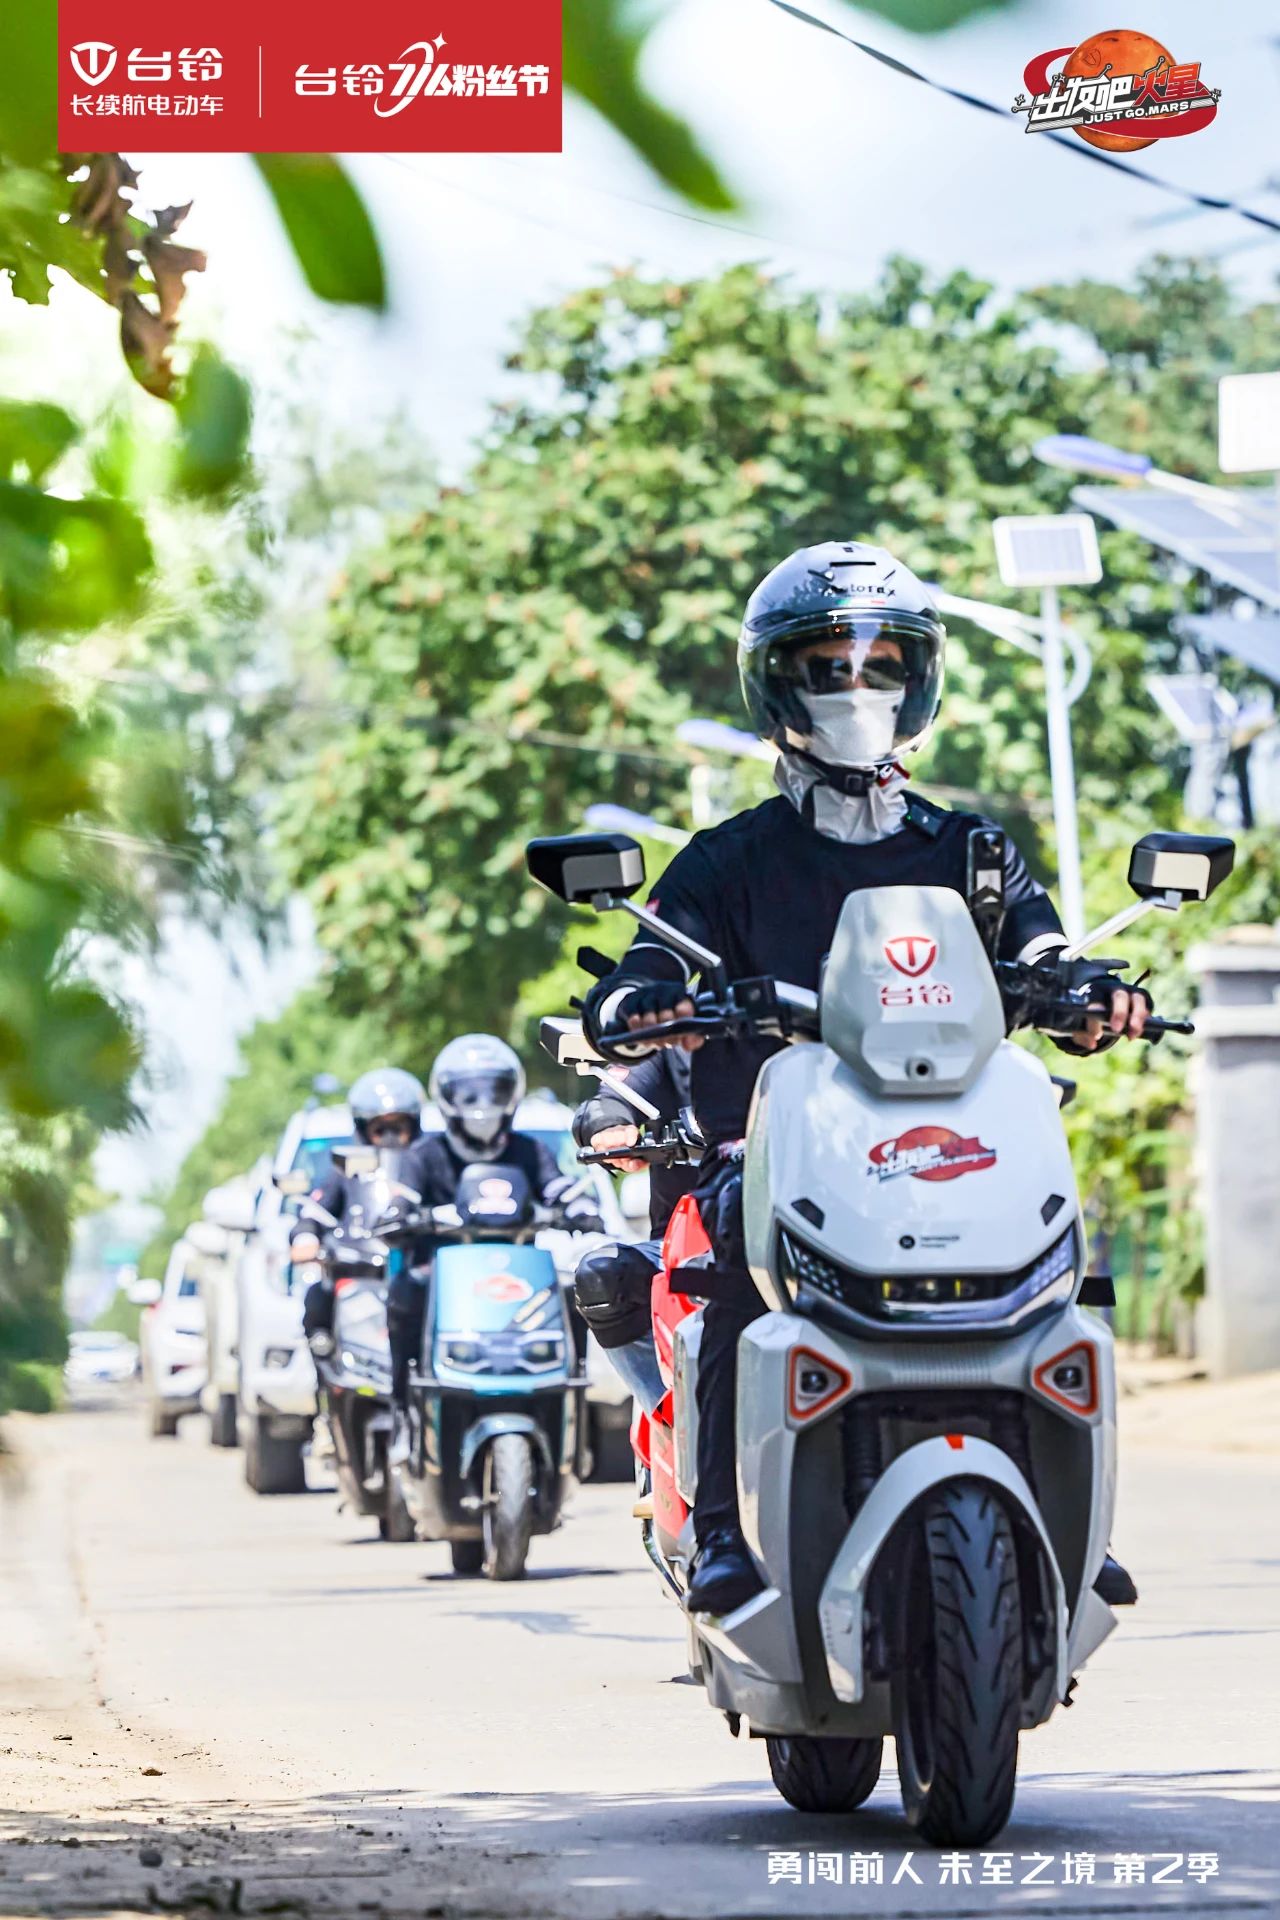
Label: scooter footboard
xmin=818 ymin=1436 xmax=1069 ymax=1728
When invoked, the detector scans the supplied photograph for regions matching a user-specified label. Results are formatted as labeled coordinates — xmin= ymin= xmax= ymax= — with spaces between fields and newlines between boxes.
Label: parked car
xmin=64 ymin=1330 xmax=139 ymax=1393
xmin=140 ymin=1236 xmax=207 ymax=1436
xmin=192 ymin=1172 xmax=260 ymax=1448
xmin=231 ymin=1104 xmax=355 ymax=1494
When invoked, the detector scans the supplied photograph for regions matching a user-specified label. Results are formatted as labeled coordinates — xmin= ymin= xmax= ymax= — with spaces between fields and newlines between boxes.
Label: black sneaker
xmin=1094 ymin=1552 xmax=1138 ymax=1606
xmin=686 ymin=1527 xmax=765 ymax=1615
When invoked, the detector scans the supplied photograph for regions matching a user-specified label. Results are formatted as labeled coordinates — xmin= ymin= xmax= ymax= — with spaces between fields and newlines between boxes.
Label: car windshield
xmin=284 ymin=1134 xmax=355 ymax=1214
xmin=525 ymin=1129 xmax=577 ymax=1177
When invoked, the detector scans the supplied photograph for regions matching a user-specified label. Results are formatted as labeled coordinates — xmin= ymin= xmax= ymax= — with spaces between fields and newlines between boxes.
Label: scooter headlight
xmin=778 ymin=1223 xmax=1080 ymax=1335
xmin=519 ymin=1333 xmax=565 ymax=1370
xmin=438 ymin=1338 xmax=486 ymax=1372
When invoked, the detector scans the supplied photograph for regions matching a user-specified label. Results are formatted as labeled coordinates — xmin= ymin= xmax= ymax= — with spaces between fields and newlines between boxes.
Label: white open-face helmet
xmin=429 ymin=1035 xmax=526 ymax=1160
xmin=738 ymin=540 xmax=946 ymax=773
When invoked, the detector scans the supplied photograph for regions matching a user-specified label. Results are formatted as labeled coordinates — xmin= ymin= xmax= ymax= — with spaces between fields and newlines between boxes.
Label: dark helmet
xmin=738 ymin=540 xmax=945 ymax=764
xmin=347 ymin=1067 xmax=427 ymax=1143
xmin=429 ymin=1034 xmax=525 ymax=1161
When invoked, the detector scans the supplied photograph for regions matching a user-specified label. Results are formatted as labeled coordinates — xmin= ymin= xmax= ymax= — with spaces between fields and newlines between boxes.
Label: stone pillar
xmin=1192 ymin=932 xmax=1280 ymax=1377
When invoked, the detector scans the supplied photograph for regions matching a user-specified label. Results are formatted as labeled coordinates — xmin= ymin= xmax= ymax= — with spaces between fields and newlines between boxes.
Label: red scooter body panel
xmin=645 ymin=1192 xmax=709 ymax=1538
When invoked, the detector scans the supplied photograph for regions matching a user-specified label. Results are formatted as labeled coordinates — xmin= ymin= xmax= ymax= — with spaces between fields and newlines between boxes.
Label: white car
xmin=232 ymin=1104 xmax=355 ymax=1495
xmin=140 ymin=1237 xmax=207 ymax=1435
xmin=192 ymin=1173 xmax=259 ymax=1448
xmin=64 ymin=1330 xmax=139 ymax=1394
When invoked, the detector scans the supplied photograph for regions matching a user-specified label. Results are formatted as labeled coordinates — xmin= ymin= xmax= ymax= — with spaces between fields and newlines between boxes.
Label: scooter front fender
xmin=818 ymin=1435 xmax=1069 ymax=1717
xmin=459 ymin=1411 xmax=554 ymax=1483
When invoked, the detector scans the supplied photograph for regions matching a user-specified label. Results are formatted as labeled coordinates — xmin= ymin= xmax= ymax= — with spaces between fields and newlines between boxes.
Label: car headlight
xmin=264 ymin=1345 xmax=296 ymax=1369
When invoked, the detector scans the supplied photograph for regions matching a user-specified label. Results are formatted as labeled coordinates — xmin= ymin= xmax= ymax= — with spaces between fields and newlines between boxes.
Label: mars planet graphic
xmin=1063 ymin=29 xmax=1174 ymax=152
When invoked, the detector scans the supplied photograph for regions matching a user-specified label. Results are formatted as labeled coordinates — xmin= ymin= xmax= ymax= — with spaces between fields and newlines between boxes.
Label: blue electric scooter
xmin=394 ymin=1162 xmax=590 ymax=1579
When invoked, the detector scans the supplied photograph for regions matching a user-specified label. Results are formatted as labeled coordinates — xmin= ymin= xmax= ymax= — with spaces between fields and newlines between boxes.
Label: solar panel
xmin=1072 ymin=483 xmax=1280 ymax=611
xmin=1178 ymin=613 xmax=1280 ymax=687
xmin=1146 ymin=674 xmax=1235 ymax=742
xmin=1219 ymin=372 xmax=1280 ymax=475
xmin=992 ymin=513 xmax=1101 ymax=587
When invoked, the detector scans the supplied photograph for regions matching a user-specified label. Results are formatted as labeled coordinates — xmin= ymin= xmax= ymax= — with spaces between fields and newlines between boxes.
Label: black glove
xmin=1044 ymin=960 xmax=1154 ymax=1056
xmin=585 ymin=978 xmax=689 ymax=1060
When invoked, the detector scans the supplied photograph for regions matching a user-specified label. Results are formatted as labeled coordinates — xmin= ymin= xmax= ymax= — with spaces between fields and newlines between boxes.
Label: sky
xmin=24 ymin=0 xmax=1280 ymax=1232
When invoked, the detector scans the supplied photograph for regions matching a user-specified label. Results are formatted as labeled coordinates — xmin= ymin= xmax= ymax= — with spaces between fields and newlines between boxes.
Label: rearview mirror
xmin=332 ymin=1145 xmax=379 ymax=1179
xmin=1128 ymin=832 xmax=1235 ymax=902
xmin=273 ymin=1168 xmax=311 ymax=1196
xmin=202 ymin=1181 xmax=258 ymax=1235
xmin=186 ymin=1220 xmax=229 ymax=1258
xmin=539 ymin=1016 xmax=602 ymax=1066
xmin=526 ymin=833 xmax=646 ymax=905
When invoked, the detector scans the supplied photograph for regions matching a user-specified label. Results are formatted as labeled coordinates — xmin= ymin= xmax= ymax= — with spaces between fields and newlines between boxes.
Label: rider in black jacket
xmin=383 ymin=1035 xmax=596 ymax=1423
xmin=583 ymin=541 xmax=1149 ymax=1616
xmin=292 ymin=1067 xmax=428 ymax=1346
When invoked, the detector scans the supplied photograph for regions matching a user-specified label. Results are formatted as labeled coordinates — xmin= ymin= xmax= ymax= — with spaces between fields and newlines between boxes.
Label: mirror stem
xmin=1060 ymin=889 xmax=1180 ymax=962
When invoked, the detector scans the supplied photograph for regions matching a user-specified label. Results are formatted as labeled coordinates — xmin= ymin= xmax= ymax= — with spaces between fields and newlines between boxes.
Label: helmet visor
xmin=439 ymin=1070 xmax=520 ymax=1117
xmin=747 ymin=609 xmax=944 ymax=752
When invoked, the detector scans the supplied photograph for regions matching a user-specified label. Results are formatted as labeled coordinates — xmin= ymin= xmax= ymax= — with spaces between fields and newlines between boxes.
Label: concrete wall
xmin=1192 ymin=938 xmax=1280 ymax=1378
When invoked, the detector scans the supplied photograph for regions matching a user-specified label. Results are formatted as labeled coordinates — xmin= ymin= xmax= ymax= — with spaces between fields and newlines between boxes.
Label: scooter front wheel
xmin=892 ymin=1479 xmax=1022 ymax=1847
xmin=482 ymin=1432 xmax=534 ymax=1581
xmin=766 ymin=1735 xmax=883 ymax=1812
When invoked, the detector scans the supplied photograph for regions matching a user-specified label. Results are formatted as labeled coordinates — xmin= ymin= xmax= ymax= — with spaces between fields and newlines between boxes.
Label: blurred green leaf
xmin=0 ymin=483 xmax=151 ymax=632
xmin=835 ymin=0 xmax=1010 ymax=27
xmin=174 ymin=346 xmax=254 ymax=498
xmin=0 ymin=0 xmax=55 ymax=167
xmin=252 ymin=154 xmax=386 ymax=309
xmin=564 ymin=0 xmax=736 ymax=212
xmin=0 ymin=401 xmax=79 ymax=485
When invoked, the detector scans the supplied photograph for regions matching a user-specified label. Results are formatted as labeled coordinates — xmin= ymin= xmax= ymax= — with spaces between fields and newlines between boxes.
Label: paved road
xmin=1 ymin=1399 xmax=1277 ymax=1918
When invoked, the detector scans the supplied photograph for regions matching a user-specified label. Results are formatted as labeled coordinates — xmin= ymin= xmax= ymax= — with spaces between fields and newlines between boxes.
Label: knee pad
xmin=573 ymin=1242 xmax=657 ymax=1350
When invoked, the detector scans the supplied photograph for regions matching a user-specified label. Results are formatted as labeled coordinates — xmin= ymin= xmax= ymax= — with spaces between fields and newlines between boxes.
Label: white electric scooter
xmin=527 ymin=825 xmax=1233 ymax=1845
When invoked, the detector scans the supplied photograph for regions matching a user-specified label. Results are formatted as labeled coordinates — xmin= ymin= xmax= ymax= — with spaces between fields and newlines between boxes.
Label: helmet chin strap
xmin=790 ymin=747 xmax=896 ymax=798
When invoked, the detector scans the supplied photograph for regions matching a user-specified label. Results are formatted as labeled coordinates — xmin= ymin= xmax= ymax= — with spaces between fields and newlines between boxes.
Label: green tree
xmin=274 ymin=256 xmax=1275 ymax=1056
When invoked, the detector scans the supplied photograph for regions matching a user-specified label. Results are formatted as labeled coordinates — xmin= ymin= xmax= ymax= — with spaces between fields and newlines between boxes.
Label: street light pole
xmin=991 ymin=512 xmax=1102 ymax=947
xmin=1038 ymin=584 xmax=1085 ymax=943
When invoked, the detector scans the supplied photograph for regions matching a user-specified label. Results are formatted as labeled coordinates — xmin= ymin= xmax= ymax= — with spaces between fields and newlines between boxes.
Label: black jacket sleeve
xmin=582 ymin=841 xmax=721 ymax=1044
xmin=571 ymin=1050 xmax=682 ymax=1145
xmin=995 ymin=830 xmax=1065 ymax=963
xmin=289 ymin=1168 xmax=346 ymax=1242
xmin=526 ymin=1134 xmax=567 ymax=1204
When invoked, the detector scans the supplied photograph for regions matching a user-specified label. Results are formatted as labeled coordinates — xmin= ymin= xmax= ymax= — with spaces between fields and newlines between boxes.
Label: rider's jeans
xmin=608 ymin=1335 xmax=665 ymax=1415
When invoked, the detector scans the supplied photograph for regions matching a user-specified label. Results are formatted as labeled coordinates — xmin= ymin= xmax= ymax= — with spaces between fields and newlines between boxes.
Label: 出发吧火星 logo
xmin=1013 ymin=30 xmax=1219 ymax=153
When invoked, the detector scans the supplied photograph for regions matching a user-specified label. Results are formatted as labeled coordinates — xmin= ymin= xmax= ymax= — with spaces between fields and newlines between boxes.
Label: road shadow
xmin=2 ymin=1771 xmax=1275 ymax=1918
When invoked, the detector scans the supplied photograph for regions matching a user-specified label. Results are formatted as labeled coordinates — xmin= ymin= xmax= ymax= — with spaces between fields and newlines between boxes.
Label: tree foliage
xmin=276 ymin=257 xmax=1276 ymax=1051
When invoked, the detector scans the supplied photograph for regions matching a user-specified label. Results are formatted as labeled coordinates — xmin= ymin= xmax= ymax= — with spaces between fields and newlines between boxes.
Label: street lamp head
xmin=583 ymin=804 xmax=687 ymax=847
xmin=675 ymin=718 xmax=776 ymax=763
xmin=1033 ymin=435 xmax=1152 ymax=483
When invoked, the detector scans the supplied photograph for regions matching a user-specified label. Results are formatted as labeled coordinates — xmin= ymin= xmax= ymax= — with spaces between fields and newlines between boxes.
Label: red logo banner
xmin=59 ymin=0 xmax=562 ymax=153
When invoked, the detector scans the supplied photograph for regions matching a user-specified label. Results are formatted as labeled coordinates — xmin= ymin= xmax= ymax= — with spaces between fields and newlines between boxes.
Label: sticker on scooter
xmin=867 ymin=1125 xmax=997 ymax=1183
xmin=472 ymin=1272 xmax=534 ymax=1303
xmin=474 ymin=1176 xmax=519 ymax=1216
xmin=883 ymin=933 xmax=938 ymax=977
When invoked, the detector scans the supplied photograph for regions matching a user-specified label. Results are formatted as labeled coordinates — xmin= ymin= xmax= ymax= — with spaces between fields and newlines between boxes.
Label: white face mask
xmin=793 ymin=688 xmax=903 ymax=768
